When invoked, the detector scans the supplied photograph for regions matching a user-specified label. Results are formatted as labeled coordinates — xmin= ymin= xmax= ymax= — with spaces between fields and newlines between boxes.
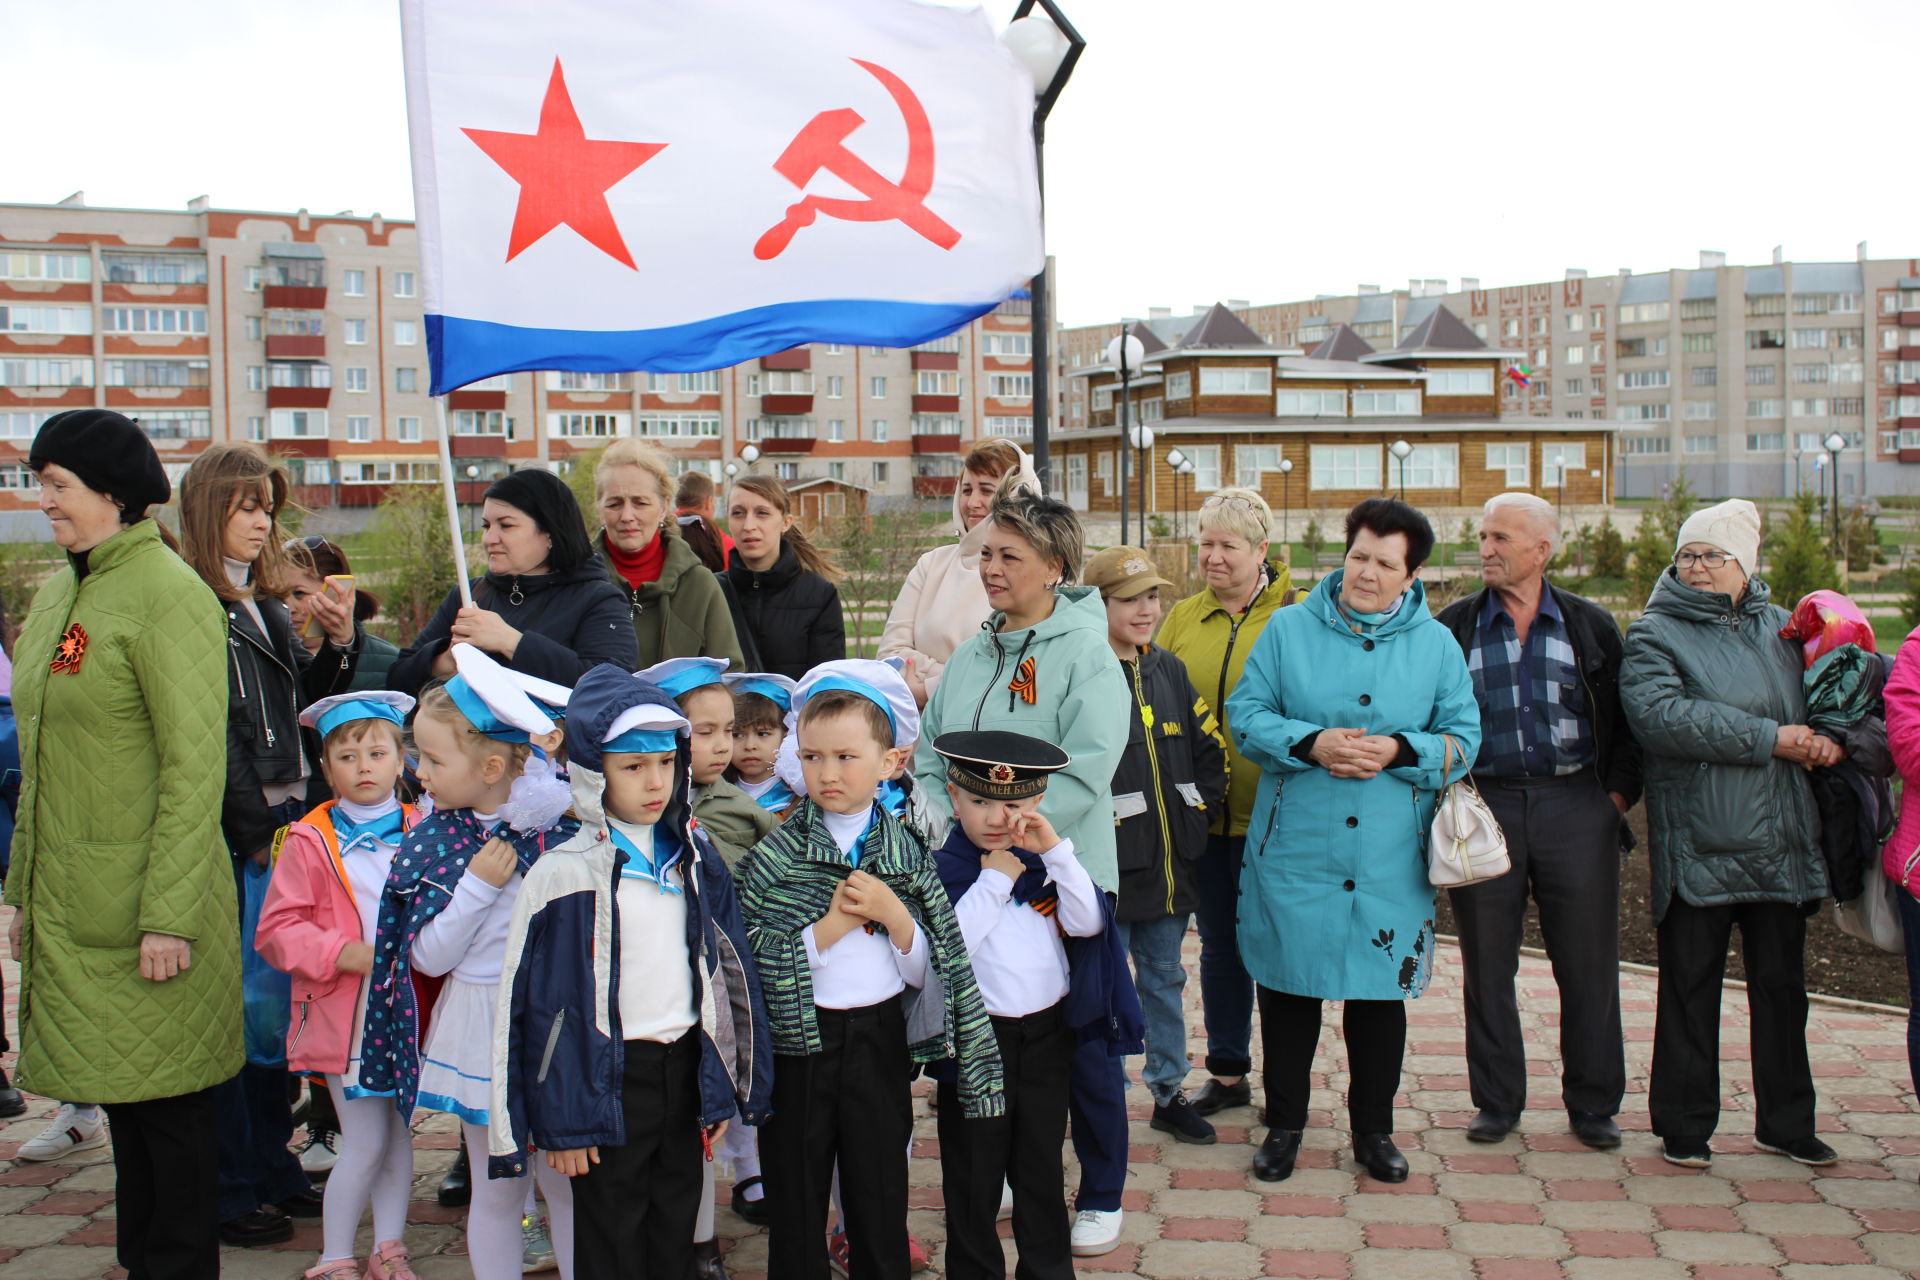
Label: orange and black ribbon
xmin=50 ymin=623 xmax=87 ymax=676
xmin=1008 ymin=656 xmax=1037 ymax=705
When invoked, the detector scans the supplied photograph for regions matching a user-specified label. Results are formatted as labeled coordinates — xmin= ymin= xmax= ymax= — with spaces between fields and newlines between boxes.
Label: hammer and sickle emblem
xmin=753 ymin=59 xmax=961 ymax=260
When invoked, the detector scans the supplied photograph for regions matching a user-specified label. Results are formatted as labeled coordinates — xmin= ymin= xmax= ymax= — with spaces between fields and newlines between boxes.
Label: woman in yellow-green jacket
xmin=1154 ymin=486 xmax=1296 ymax=1117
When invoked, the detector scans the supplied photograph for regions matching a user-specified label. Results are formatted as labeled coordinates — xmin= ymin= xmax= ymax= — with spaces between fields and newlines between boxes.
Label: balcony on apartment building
xmin=261 ymin=243 xmax=326 ymax=311
xmin=911 ymin=432 xmax=962 ymax=454
xmin=761 ymin=348 xmax=812 ymax=371
xmin=265 ymin=362 xmax=331 ymax=409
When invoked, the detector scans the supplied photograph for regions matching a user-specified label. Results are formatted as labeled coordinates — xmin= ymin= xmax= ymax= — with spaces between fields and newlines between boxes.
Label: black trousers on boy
xmin=938 ymin=1003 xmax=1073 ymax=1280
xmin=1651 ymin=898 xmax=1816 ymax=1144
xmin=572 ymin=1028 xmax=705 ymax=1280
xmin=762 ymin=996 xmax=912 ymax=1280
xmin=103 ymin=1086 xmax=222 ymax=1280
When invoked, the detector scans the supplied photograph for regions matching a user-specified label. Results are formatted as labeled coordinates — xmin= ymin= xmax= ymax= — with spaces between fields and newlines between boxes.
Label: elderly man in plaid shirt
xmin=1435 ymin=493 xmax=1642 ymax=1150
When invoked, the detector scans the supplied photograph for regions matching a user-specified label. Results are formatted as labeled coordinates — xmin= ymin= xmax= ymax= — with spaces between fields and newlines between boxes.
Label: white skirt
xmin=415 ymin=977 xmax=498 ymax=1126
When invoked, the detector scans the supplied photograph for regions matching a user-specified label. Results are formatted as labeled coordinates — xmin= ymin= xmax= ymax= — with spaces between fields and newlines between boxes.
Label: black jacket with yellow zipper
xmin=1112 ymin=643 xmax=1229 ymax=923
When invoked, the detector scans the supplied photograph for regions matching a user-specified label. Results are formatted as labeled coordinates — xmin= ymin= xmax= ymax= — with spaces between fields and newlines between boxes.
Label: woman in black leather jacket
xmin=387 ymin=468 xmax=635 ymax=693
xmin=179 ymin=444 xmax=360 ymax=1247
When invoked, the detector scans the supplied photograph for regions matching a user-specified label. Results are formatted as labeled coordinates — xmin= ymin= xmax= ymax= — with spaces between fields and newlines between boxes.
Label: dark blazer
xmin=1436 ymin=580 xmax=1644 ymax=829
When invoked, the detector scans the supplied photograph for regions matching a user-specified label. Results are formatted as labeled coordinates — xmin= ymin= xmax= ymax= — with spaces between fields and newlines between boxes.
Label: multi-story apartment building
xmin=1060 ymin=249 xmax=1920 ymax=502
xmin=1062 ymin=303 xmax=1613 ymax=526
xmin=0 ymin=196 xmax=1034 ymax=537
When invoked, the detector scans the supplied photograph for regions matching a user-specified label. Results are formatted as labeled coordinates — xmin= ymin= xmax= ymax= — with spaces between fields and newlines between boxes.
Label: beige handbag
xmin=1427 ymin=734 xmax=1510 ymax=888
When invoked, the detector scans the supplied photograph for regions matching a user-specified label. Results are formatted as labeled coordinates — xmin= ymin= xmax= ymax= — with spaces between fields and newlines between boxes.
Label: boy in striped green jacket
xmin=736 ymin=659 xmax=1001 ymax=1280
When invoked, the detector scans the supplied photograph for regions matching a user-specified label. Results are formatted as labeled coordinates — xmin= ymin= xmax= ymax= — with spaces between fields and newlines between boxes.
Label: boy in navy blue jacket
xmin=491 ymin=664 xmax=772 ymax=1280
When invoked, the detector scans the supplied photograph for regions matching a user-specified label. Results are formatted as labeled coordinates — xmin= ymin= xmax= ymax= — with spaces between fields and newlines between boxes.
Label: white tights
xmin=319 ymin=1081 xmax=415 ymax=1264
xmin=462 ymin=1122 xmax=575 ymax=1280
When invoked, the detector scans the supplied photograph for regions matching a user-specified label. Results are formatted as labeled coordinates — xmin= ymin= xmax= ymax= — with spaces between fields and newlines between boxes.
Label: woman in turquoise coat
xmin=1226 ymin=498 xmax=1478 ymax=1187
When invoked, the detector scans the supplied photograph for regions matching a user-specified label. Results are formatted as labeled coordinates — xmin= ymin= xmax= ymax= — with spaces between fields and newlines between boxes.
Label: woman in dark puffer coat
xmin=722 ymin=475 xmax=844 ymax=681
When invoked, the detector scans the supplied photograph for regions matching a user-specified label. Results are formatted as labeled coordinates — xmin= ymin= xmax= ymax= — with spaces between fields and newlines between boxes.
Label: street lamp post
xmin=1105 ymin=332 xmax=1145 ymax=544
xmin=1278 ymin=457 xmax=1294 ymax=557
xmin=1178 ymin=458 xmax=1194 ymax=545
xmin=1165 ymin=448 xmax=1186 ymax=540
xmin=1824 ymin=431 xmax=1847 ymax=562
xmin=1130 ymin=424 xmax=1155 ymax=541
xmin=738 ymin=443 xmax=761 ymax=472
xmin=1003 ymin=4 xmax=1086 ymax=492
xmin=1389 ymin=439 xmax=1412 ymax=501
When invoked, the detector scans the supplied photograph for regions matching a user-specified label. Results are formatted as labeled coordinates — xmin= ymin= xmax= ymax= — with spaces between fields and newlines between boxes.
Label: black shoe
xmin=1191 ymin=1077 xmax=1251 ymax=1116
xmin=693 ymin=1237 xmax=729 ymax=1280
xmin=1570 ymin=1112 xmax=1621 ymax=1150
xmin=1660 ymin=1137 xmax=1712 ymax=1168
xmin=729 ymin=1175 xmax=770 ymax=1227
xmin=1466 ymin=1110 xmax=1518 ymax=1144
xmin=1353 ymin=1133 xmax=1408 ymax=1183
xmin=0 ymin=1067 xmax=25 ymax=1119
xmin=438 ymin=1146 xmax=472 ymax=1208
xmin=275 ymin=1185 xmax=323 ymax=1219
xmin=1756 ymin=1135 xmax=1839 ymax=1166
xmin=1251 ymin=1128 xmax=1302 ymax=1183
xmin=1150 ymin=1093 xmax=1218 ymax=1145
xmin=219 ymin=1207 xmax=294 ymax=1247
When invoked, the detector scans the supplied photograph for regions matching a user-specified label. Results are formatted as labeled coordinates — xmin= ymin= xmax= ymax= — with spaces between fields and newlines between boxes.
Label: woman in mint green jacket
xmin=910 ymin=490 xmax=1133 ymax=1244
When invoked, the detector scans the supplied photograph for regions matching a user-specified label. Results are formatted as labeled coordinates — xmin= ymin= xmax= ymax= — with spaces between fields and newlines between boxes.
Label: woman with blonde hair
xmin=723 ymin=474 xmax=844 ymax=680
xmin=879 ymin=437 xmax=1041 ymax=706
xmin=591 ymin=439 xmax=743 ymax=668
xmin=179 ymin=442 xmax=363 ymax=1246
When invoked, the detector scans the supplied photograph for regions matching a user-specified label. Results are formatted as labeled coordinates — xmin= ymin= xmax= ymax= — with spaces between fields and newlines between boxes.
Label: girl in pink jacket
xmin=257 ymin=693 xmax=421 ymax=1280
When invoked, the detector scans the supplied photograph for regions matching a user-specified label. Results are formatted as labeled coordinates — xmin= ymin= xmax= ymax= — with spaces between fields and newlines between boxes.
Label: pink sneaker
xmin=306 ymin=1262 xmax=359 ymax=1280
xmin=365 ymin=1240 xmax=420 ymax=1280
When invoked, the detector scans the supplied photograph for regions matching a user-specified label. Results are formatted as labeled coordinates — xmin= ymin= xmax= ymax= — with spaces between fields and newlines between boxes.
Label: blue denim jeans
xmin=1900 ymin=887 xmax=1920 ymax=1096
xmin=1191 ymin=834 xmax=1253 ymax=1077
xmin=1115 ymin=915 xmax=1194 ymax=1105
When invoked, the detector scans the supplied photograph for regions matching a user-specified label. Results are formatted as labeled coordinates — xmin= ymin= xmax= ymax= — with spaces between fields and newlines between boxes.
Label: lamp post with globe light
xmin=1279 ymin=457 xmax=1294 ymax=556
xmin=1001 ymin=4 xmax=1085 ymax=491
xmin=738 ymin=443 xmax=760 ymax=472
xmin=1389 ymin=439 xmax=1412 ymax=501
xmin=1130 ymin=424 xmax=1155 ymax=542
xmin=1177 ymin=457 xmax=1194 ymax=545
xmin=1824 ymin=430 xmax=1847 ymax=563
xmin=1105 ymin=331 xmax=1145 ymax=543
xmin=1166 ymin=448 xmax=1186 ymax=538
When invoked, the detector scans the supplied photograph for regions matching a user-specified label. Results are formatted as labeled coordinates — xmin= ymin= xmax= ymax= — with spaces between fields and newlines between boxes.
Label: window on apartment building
xmin=1564 ymin=313 xmax=1585 ymax=333
xmin=124 ymin=409 xmax=211 ymax=440
xmin=393 ymin=320 xmax=418 ymax=346
xmin=1747 ymin=398 xmax=1783 ymax=418
xmin=1832 ymin=362 xmax=1864 ymax=384
xmin=0 ymin=251 xmax=89 ymax=281
xmin=342 ymin=269 xmax=365 ymax=296
xmin=1682 ymin=332 xmax=1716 ymax=354
xmin=1275 ymin=389 xmax=1345 ymax=415
xmin=1792 ymin=399 xmax=1830 ymax=417
xmin=1745 ymin=432 xmax=1785 ymax=451
xmin=1685 ymin=400 xmax=1717 ymax=420
xmin=677 ymin=371 xmax=719 ymax=393
xmin=1136 ymin=397 xmax=1163 ymax=423
xmin=454 ymin=410 xmax=507 ymax=436
xmin=1541 ymin=443 xmax=1586 ymax=484
xmin=242 ymin=266 xmax=264 ymax=292
xmin=1426 ymin=369 xmax=1493 ymax=395
xmin=395 ymin=368 xmax=419 ymax=394
xmin=916 ymin=370 xmax=958 ymax=395
xmin=1590 ymin=309 xmax=1604 ymax=329
xmin=244 ymin=316 xmax=263 ymax=342
xmin=393 ymin=271 xmax=416 ymax=297
xmin=100 ymin=307 xmax=208 ymax=335
xmin=986 ymin=416 xmax=1030 ymax=438
xmin=827 ymin=461 xmax=846 ymax=482
xmin=104 ymin=359 xmax=207 ymax=388
xmin=1091 ymin=387 xmax=1113 ymax=412
xmin=1165 ymin=371 xmax=1192 ymax=400
xmin=1792 ymin=364 xmax=1830 ymax=384
xmin=869 ymin=376 xmax=887 ymax=398
xmin=1747 ymin=329 xmax=1785 ymax=349
xmin=1484 ymin=444 xmax=1529 ymax=486
xmin=1687 ymin=367 xmax=1717 ymax=388
xmin=1565 ymin=345 xmax=1586 ymax=365
xmin=1684 ymin=434 xmax=1716 ymax=454
xmin=983 ymin=333 xmax=1031 ymax=356
xmin=397 ymin=416 xmax=422 ymax=441
xmin=1502 ymin=319 xmax=1521 ymax=339
xmin=635 ymin=414 xmax=720 ymax=438
xmin=1791 ymin=328 xmax=1829 ymax=350
xmin=347 ymin=415 xmax=372 ymax=442
xmin=869 ymin=347 xmax=888 ymax=357
xmin=1234 ymin=445 xmax=1282 ymax=487
xmin=826 ymin=375 xmax=843 ymax=398
xmin=1832 ymin=397 xmax=1864 ymax=416
xmin=1351 ymin=390 xmax=1419 ymax=416
xmin=1618 ymin=369 xmax=1669 ymax=389
xmin=988 ymin=374 xmax=1032 ymax=399
xmin=1095 ymin=451 xmax=1114 ymax=493
xmin=1310 ymin=444 xmax=1382 ymax=490
xmin=344 ymin=318 xmax=367 ymax=345
xmin=1621 ymin=435 xmax=1671 ymax=455
xmin=1199 ymin=368 xmax=1271 ymax=395
xmin=1566 ymin=377 xmax=1585 ymax=395
xmin=547 ymin=412 xmax=628 ymax=438
xmin=872 ymin=461 xmax=890 ymax=484
xmin=1473 ymin=323 xmax=1489 ymax=340
xmin=246 ymin=416 xmax=266 ymax=441
xmin=765 ymin=371 xmax=813 ymax=394
xmin=828 ymin=419 xmax=846 ymax=441
xmin=548 ymin=371 xmax=628 ymax=391
xmin=1617 ymin=403 xmax=1670 ymax=422
xmin=1747 ymin=294 xmax=1786 ymax=317
xmin=1403 ymin=444 xmax=1458 ymax=488
xmin=1530 ymin=316 xmax=1548 ymax=335
xmin=870 ymin=419 xmax=888 ymax=442
xmin=343 ymin=366 xmax=368 ymax=393
xmin=1680 ymin=298 xmax=1717 ymax=321
xmin=269 ymin=409 xmax=328 ymax=439
xmin=1185 ymin=446 xmax=1221 ymax=491
xmin=1746 ymin=365 xmax=1777 ymax=385
xmin=1618 ymin=302 xmax=1670 ymax=325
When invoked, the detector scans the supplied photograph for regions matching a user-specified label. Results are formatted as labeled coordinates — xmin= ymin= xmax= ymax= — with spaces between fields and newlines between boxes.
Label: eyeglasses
xmin=1201 ymin=495 xmax=1261 ymax=513
xmin=1672 ymin=550 xmax=1733 ymax=569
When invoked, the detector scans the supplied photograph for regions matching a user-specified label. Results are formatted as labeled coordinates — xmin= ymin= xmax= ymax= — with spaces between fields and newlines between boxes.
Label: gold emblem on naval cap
xmin=988 ymin=762 xmax=1017 ymax=784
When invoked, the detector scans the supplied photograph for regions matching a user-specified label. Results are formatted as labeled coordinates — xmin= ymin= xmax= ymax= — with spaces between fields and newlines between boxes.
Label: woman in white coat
xmin=879 ymin=438 xmax=1040 ymax=706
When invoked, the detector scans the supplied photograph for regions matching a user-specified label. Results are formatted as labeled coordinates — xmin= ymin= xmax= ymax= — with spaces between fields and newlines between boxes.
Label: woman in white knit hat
xmin=1618 ymin=498 xmax=1841 ymax=1170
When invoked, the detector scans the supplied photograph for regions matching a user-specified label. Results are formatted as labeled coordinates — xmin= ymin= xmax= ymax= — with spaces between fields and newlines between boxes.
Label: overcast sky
xmin=14 ymin=0 xmax=1917 ymax=328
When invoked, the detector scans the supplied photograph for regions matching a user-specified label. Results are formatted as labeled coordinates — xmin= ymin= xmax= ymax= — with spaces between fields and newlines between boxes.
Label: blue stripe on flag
xmin=428 ymin=297 xmax=1007 ymax=394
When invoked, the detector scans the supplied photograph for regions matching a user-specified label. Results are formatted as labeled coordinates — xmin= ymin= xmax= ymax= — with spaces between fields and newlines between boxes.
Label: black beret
xmin=29 ymin=409 xmax=171 ymax=520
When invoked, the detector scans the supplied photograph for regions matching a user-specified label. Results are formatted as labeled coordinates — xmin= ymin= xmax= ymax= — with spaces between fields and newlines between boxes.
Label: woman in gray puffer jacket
xmin=1620 ymin=498 xmax=1836 ymax=1171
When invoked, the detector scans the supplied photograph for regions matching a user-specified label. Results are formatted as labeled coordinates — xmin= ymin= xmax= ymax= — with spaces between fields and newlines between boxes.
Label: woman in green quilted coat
xmin=5 ymin=410 xmax=239 ymax=1280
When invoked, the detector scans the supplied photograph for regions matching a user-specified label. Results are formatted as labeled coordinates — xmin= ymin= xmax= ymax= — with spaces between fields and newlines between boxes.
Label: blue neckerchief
xmin=932 ymin=827 xmax=1058 ymax=910
xmin=611 ymin=823 xmax=681 ymax=894
xmin=877 ymin=777 xmax=909 ymax=820
xmin=334 ymin=808 xmax=407 ymax=855
xmin=746 ymin=777 xmax=795 ymax=815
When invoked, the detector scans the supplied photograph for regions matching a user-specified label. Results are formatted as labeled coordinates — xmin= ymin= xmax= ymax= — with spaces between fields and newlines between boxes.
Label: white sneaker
xmin=521 ymin=1214 xmax=557 ymax=1273
xmin=18 ymin=1104 xmax=109 ymax=1162
xmin=296 ymin=1129 xmax=339 ymax=1175
xmin=1069 ymin=1208 xmax=1123 ymax=1257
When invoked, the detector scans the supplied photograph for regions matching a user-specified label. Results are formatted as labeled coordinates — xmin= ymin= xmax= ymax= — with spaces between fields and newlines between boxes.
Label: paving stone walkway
xmin=5 ymin=921 xmax=1920 ymax=1279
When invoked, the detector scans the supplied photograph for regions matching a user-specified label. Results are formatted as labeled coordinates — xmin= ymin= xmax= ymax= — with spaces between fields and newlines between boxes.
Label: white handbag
xmin=1427 ymin=735 xmax=1510 ymax=888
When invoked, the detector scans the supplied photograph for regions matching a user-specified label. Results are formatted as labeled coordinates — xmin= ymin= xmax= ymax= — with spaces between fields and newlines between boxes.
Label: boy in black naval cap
xmin=931 ymin=730 xmax=1104 ymax=1280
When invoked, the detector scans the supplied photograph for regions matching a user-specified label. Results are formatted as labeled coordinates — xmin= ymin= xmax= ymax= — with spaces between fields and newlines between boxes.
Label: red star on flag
xmin=462 ymin=59 xmax=666 ymax=270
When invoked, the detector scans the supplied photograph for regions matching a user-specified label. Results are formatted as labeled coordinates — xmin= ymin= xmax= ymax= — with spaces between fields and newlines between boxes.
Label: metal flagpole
xmin=433 ymin=394 xmax=474 ymax=607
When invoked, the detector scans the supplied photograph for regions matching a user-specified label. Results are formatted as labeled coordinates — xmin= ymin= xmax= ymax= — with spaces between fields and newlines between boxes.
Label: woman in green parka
xmin=5 ymin=410 xmax=239 ymax=1280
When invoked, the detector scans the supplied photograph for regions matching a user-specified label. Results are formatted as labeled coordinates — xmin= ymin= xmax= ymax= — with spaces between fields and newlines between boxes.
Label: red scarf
xmin=606 ymin=530 xmax=667 ymax=589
